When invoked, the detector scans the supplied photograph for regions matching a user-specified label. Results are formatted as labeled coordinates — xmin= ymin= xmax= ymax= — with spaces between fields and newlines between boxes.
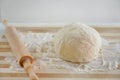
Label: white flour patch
xmin=5 ymin=32 xmax=120 ymax=72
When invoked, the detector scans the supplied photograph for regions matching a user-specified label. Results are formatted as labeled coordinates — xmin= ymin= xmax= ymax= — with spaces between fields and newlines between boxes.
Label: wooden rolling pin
xmin=3 ymin=19 xmax=39 ymax=80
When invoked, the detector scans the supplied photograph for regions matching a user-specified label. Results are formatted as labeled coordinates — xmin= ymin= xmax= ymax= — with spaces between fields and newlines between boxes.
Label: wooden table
xmin=0 ymin=24 xmax=120 ymax=80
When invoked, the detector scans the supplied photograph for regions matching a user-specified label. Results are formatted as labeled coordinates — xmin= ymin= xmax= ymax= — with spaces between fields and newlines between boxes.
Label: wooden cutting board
xmin=0 ymin=24 xmax=120 ymax=80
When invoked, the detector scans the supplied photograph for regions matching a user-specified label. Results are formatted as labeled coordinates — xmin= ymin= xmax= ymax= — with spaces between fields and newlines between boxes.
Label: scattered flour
xmin=5 ymin=32 xmax=120 ymax=72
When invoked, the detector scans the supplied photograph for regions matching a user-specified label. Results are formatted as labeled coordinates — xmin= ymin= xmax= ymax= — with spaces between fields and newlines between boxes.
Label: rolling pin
xmin=3 ymin=19 xmax=39 ymax=80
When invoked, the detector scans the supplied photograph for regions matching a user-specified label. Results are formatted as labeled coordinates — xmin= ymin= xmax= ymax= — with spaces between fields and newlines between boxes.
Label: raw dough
xmin=53 ymin=23 xmax=101 ymax=62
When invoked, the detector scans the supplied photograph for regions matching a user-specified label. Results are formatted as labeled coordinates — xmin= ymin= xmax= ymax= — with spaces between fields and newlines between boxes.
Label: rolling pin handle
xmin=19 ymin=55 xmax=33 ymax=67
xmin=23 ymin=58 xmax=39 ymax=80
xmin=2 ymin=19 xmax=9 ymax=27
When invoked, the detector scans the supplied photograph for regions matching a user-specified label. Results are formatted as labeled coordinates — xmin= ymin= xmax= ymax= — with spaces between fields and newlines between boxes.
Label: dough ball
xmin=53 ymin=23 xmax=101 ymax=62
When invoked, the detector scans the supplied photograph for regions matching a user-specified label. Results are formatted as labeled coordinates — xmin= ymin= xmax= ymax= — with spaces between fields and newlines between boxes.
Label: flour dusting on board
xmin=5 ymin=32 xmax=120 ymax=72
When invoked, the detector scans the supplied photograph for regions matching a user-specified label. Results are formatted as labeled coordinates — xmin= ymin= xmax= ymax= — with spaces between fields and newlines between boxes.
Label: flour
xmin=5 ymin=32 xmax=120 ymax=72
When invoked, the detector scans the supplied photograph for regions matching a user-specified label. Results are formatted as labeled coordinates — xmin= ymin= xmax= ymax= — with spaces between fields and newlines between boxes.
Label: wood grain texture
xmin=0 ymin=25 xmax=120 ymax=79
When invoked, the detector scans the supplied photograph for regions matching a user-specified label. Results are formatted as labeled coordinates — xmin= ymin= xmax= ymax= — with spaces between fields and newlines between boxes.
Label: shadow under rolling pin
xmin=2 ymin=19 xmax=39 ymax=80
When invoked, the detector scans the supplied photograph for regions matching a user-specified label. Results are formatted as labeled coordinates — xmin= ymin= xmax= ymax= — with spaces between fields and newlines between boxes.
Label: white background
xmin=0 ymin=0 xmax=120 ymax=23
